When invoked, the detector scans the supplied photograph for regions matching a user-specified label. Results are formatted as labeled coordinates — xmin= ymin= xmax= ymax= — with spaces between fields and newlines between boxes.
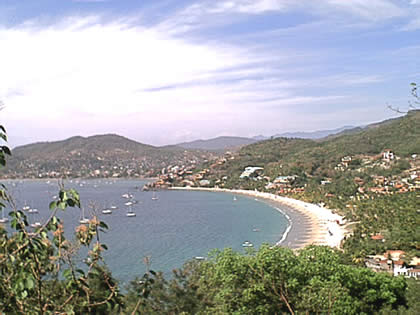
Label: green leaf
xmin=49 ymin=201 xmax=57 ymax=210
xmin=1 ymin=146 xmax=11 ymax=155
xmin=99 ymin=221 xmax=108 ymax=229
xmin=63 ymin=269 xmax=72 ymax=280
xmin=26 ymin=278 xmax=35 ymax=290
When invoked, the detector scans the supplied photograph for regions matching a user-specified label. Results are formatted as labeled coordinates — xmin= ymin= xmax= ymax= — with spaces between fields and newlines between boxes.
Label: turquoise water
xmin=2 ymin=179 xmax=288 ymax=284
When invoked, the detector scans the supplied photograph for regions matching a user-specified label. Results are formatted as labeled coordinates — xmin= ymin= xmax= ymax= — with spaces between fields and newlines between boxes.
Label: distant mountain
xmin=183 ymin=110 xmax=420 ymax=190
xmin=2 ymin=134 xmax=215 ymax=179
xmin=176 ymin=136 xmax=258 ymax=151
xmin=253 ymin=126 xmax=356 ymax=141
xmin=275 ymin=126 xmax=356 ymax=139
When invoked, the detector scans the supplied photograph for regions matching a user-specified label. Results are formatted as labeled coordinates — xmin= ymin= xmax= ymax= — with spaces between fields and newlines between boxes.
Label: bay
xmin=2 ymin=179 xmax=289 ymax=285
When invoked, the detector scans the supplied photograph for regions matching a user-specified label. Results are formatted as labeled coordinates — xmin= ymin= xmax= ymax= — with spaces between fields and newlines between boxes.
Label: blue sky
xmin=1 ymin=0 xmax=419 ymax=147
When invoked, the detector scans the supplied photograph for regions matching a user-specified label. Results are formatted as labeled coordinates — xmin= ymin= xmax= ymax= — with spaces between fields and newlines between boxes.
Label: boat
xmin=102 ymin=208 xmax=112 ymax=215
xmin=252 ymin=228 xmax=260 ymax=232
xmin=124 ymin=201 xmax=133 ymax=206
xmin=79 ymin=208 xmax=90 ymax=224
xmin=122 ymin=193 xmax=133 ymax=199
xmin=194 ymin=256 xmax=206 ymax=261
xmin=152 ymin=192 xmax=158 ymax=200
xmin=0 ymin=208 xmax=8 ymax=223
xmin=242 ymin=241 xmax=254 ymax=247
xmin=22 ymin=204 xmax=31 ymax=211
xmin=110 ymin=205 xmax=118 ymax=210
xmin=28 ymin=208 xmax=39 ymax=214
xmin=126 ymin=206 xmax=136 ymax=217
xmin=30 ymin=222 xmax=42 ymax=228
xmin=233 ymin=196 xmax=237 ymax=201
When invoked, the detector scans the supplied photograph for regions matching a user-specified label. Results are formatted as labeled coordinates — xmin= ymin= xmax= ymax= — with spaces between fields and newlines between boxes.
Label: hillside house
xmin=382 ymin=149 xmax=395 ymax=161
xmin=240 ymin=167 xmax=264 ymax=179
xmin=365 ymin=251 xmax=420 ymax=279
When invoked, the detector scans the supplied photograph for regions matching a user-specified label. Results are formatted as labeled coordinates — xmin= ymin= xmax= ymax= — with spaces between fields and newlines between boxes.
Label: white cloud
xmin=0 ymin=2 xmax=412 ymax=146
xmin=1 ymin=17 xmax=318 ymax=145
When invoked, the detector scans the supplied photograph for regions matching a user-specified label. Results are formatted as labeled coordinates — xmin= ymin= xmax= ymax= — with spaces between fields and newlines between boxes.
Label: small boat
xmin=126 ymin=207 xmax=136 ymax=217
xmin=30 ymin=222 xmax=42 ymax=228
xmin=152 ymin=192 xmax=158 ymax=200
xmin=110 ymin=205 xmax=118 ymax=210
xmin=125 ymin=201 xmax=133 ymax=206
xmin=79 ymin=208 xmax=90 ymax=224
xmin=242 ymin=241 xmax=253 ymax=247
xmin=22 ymin=205 xmax=31 ymax=211
xmin=233 ymin=196 xmax=237 ymax=201
xmin=0 ymin=208 xmax=8 ymax=223
xmin=252 ymin=228 xmax=260 ymax=232
xmin=195 ymin=256 xmax=206 ymax=261
xmin=122 ymin=193 xmax=130 ymax=199
xmin=102 ymin=208 xmax=112 ymax=215
xmin=28 ymin=208 xmax=39 ymax=214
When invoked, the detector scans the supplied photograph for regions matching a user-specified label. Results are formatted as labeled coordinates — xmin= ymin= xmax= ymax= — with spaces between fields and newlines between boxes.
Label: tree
xmin=0 ymin=125 xmax=123 ymax=314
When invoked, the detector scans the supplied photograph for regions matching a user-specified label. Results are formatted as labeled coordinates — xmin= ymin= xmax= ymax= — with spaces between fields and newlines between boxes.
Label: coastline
xmin=169 ymin=187 xmax=347 ymax=250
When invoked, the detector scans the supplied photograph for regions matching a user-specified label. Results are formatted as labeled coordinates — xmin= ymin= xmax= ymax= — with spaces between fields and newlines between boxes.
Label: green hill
xmin=2 ymin=134 xmax=215 ymax=179
xmin=176 ymin=136 xmax=258 ymax=151
xmin=199 ymin=110 xmax=419 ymax=189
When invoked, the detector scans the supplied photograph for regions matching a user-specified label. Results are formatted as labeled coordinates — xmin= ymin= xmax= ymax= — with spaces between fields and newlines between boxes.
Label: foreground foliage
xmin=1 ymin=116 xmax=419 ymax=314
xmin=126 ymin=246 xmax=409 ymax=315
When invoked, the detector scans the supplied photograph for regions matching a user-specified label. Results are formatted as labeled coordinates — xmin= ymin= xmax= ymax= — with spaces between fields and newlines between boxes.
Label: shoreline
xmin=170 ymin=187 xmax=346 ymax=250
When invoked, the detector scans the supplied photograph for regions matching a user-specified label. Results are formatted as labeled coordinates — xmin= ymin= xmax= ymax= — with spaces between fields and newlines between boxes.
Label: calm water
xmin=2 ymin=179 xmax=288 ymax=284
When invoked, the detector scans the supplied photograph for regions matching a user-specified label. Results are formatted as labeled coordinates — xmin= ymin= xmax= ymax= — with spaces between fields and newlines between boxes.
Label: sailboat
xmin=28 ymin=208 xmax=39 ymax=214
xmin=126 ymin=205 xmax=136 ymax=217
xmin=233 ymin=196 xmax=237 ymax=201
xmin=30 ymin=212 xmax=41 ymax=228
xmin=102 ymin=208 xmax=112 ymax=215
xmin=79 ymin=208 xmax=90 ymax=224
xmin=0 ymin=208 xmax=8 ymax=223
xmin=151 ymin=191 xmax=158 ymax=200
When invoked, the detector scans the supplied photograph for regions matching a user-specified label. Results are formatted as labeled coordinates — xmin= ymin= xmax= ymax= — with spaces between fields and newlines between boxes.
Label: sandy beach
xmin=170 ymin=187 xmax=347 ymax=249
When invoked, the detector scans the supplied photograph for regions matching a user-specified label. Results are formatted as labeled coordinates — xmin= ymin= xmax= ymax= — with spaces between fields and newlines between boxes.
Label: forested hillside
xmin=1 ymin=134 xmax=216 ymax=179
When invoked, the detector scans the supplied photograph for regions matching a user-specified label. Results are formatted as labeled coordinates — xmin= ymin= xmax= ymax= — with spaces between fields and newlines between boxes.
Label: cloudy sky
xmin=0 ymin=0 xmax=419 ymax=147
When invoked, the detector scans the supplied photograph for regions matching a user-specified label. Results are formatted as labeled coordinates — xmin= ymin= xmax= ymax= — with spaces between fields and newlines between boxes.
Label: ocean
xmin=2 ymin=179 xmax=289 ymax=285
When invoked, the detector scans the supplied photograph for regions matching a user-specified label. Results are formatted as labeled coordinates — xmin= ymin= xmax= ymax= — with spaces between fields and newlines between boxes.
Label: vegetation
xmin=1 ymin=85 xmax=419 ymax=313
xmin=1 ymin=134 xmax=215 ymax=179
xmin=125 ymin=246 xmax=409 ymax=314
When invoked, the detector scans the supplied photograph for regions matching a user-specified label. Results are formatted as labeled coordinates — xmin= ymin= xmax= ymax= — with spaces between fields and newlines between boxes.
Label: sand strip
xmin=169 ymin=187 xmax=346 ymax=249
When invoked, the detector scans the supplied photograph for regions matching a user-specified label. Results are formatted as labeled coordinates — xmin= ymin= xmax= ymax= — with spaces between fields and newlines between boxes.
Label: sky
xmin=0 ymin=0 xmax=419 ymax=147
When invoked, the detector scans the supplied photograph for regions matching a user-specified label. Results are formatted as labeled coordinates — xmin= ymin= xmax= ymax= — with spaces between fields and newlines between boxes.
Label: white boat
xmin=28 ymin=208 xmax=39 ymax=214
xmin=102 ymin=208 xmax=112 ymax=215
xmin=233 ymin=196 xmax=237 ymax=201
xmin=122 ymin=193 xmax=130 ymax=199
xmin=152 ymin=192 xmax=158 ymax=200
xmin=0 ymin=208 xmax=8 ymax=223
xmin=126 ymin=205 xmax=136 ymax=217
xmin=242 ymin=241 xmax=253 ymax=247
xmin=79 ymin=208 xmax=90 ymax=224
xmin=195 ymin=256 xmax=206 ymax=261
xmin=22 ymin=205 xmax=31 ymax=211
xmin=30 ymin=222 xmax=42 ymax=228
xmin=110 ymin=205 xmax=118 ymax=210
xmin=124 ymin=201 xmax=133 ymax=206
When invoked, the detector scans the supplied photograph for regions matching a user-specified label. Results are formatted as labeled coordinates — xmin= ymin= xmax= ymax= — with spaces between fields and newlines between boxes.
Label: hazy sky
xmin=0 ymin=0 xmax=419 ymax=147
